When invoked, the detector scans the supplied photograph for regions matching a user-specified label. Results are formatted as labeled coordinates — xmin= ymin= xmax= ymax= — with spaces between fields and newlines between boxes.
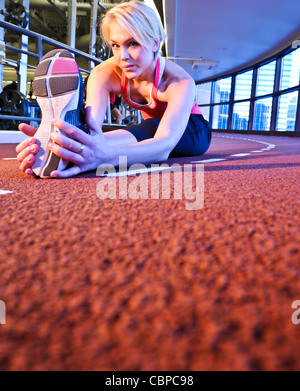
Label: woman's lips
xmin=123 ymin=64 xmax=135 ymax=71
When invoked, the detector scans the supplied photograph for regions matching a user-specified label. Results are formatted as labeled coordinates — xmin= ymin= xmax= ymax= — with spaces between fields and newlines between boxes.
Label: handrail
xmin=0 ymin=115 xmax=40 ymax=122
xmin=0 ymin=20 xmax=104 ymax=127
xmin=0 ymin=20 xmax=102 ymax=64
xmin=0 ymin=20 xmax=139 ymax=129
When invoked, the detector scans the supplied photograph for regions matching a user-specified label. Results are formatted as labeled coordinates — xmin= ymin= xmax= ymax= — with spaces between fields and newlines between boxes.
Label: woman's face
xmin=109 ymin=21 xmax=158 ymax=81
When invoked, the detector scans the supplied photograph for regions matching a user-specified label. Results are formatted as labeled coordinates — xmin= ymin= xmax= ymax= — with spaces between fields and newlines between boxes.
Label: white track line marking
xmin=191 ymin=134 xmax=276 ymax=164
xmin=3 ymin=158 xmax=17 ymax=160
xmin=100 ymin=166 xmax=171 ymax=177
xmin=0 ymin=190 xmax=13 ymax=195
xmin=191 ymin=158 xmax=227 ymax=163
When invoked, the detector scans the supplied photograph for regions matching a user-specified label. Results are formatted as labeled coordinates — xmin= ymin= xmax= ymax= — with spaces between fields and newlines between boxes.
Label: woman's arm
xmin=85 ymin=58 xmax=121 ymax=126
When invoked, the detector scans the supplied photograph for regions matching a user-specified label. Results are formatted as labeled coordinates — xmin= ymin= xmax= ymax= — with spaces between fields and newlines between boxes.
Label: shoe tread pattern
xmin=33 ymin=51 xmax=79 ymax=98
xmin=32 ymin=48 xmax=84 ymax=178
xmin=42 ymin=152 xmax=61 ymax=177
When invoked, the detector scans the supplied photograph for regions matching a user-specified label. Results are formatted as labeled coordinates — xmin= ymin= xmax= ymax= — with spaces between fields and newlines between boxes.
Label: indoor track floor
xmin=0 ymin=132 xmax=299 ymax=370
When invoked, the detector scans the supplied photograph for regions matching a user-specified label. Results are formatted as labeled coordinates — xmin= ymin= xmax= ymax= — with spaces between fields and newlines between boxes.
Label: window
xmin=196 ymin=82 xmax=212 ymax=105
xmin=213 ymin=77 xmax=231 ymax=103
xmin=199 ymin=106 xmax=210 ymax=122
xmin=253 ymin=97 xmax=273 ymax=131
xmin=196 ymin=46 xmax=300 ymax=133
xmin=235 ymin=70 xmax=253 ymax=101
xmin=256 ymin=61 xmax=276 ymax=96
xmin=277 ymin=91 xmax=299 ymax=131
xmin=280 ymin=48 xmax=300 ymax=91
xmin=232 ymin=101 xmax=250 ymax=130
xmin=212 ymin=104 xmax=229 ymax=129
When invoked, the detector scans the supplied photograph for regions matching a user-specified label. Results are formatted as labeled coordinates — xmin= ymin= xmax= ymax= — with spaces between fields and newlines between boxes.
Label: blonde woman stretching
xmin=16 ymin=1 xmax=211 ymax=178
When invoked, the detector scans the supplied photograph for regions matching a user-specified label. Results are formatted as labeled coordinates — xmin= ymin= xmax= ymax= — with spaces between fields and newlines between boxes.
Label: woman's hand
xmin=16 ymin=123 xmax=39 ymax=175
xmin=48 ymin=107 xmax=112 ymax=178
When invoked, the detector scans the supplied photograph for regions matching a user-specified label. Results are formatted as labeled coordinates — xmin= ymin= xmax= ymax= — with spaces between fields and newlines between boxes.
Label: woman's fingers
xmin=25 ymin=168 xmax=34 ymax=175
xmin=52 ymin=120 xmax=90 ymax=145
xmin=20 ymin=153 xmax=36 ymax=173
xmin=52 ymin=107 xmax=104 ymax=146
xmin=48 ymin=142 xmax=85 ymax=165
xmin=16 ymin=127 xmax=39 ymax=175
xmin=16 ymin=140 xmax=39 ymax=161
xmin=16 ymin=136 xmax=37 ymax=154
xmin=50 ymin=131 xmax=84 ymax=154
xmin=50 ymin=165 xmax=82 ymax=179
xmin=18 ymin=123 xmax=38 ymax=137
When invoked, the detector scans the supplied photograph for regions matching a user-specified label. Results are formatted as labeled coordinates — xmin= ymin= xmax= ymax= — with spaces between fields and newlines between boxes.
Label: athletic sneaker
xmin=32 ymin=49 xmax=89 ymax=178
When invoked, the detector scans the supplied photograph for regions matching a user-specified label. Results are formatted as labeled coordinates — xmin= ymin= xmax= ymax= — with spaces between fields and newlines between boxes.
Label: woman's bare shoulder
xmin=164 ymin=58 xmax=193 ymax=83
xmin=91 ymin=57 xmax=119 ymax=75
xmin=89 ymin=57 xmax=122 ymax=91
xmin=157 ymin=59 xmax=194 ymax=101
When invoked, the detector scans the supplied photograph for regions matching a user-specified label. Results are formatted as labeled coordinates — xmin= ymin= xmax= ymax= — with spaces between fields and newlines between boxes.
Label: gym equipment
xmin=0 ymin=0 xmax=29 ymax=29
xmin=123 ymin=115 xmax=136 ymax=125
xmin=0 ymin=88 xmax=40 ymax=130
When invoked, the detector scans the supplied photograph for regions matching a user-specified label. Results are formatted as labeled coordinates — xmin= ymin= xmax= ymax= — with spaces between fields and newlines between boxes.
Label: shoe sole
xmin=32 ymin=49 xmax=81 ymax=178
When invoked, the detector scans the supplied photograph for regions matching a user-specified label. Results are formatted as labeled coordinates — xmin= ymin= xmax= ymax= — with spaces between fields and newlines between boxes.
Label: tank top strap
xmin=121 ymin=71 xmax=128 ymax=97
xmin=152 ymin=56 xmax=165 ymax=99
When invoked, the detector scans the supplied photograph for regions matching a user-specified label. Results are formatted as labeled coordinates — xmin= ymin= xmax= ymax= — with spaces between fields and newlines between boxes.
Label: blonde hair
xmin=101 ymin=1 xmax=167 ymax=60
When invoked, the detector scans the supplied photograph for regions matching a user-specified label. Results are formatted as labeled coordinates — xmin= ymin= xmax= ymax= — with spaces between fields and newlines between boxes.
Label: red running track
xmin=0 ymin=132 xmax=299 ymax=370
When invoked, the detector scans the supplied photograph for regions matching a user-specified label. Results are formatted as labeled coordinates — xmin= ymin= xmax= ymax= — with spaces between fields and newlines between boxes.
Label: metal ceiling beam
xmin=67 ymin=0 xmax=76 ymax=48
xmin=89 ymin=0 xmax=98 ymax=70
xmin=18 ymin=0 xmax=30 ymax=95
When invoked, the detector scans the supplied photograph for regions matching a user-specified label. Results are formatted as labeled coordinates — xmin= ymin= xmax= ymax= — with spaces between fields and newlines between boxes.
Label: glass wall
xmin=196 ymin=46 xmax=300 ymax=133
xmin=196 ymin=82 xmax=211 ymax=121
xmin=196 ymin=82 xmax=212 ymax=105
xmin=253 ymin=97 xmax=273 ymax=131
xmin=277 ymin=91 xmax=299 ymax=131
xmin=212 ymin=104 xmax=229 ymax=129
xmin=214 ymin=77 xmax=231 ymax=103
xmin=280 ymin=50 xmax=300 ymax=90
xmin=209 ymin=77 xmax=231 ymax=126
xmin=235 ymin=70 xmax=253 ymax=101
xmin=232 ymin=101 xmax=250 ymax=130
xmin=256 ymin=61 xmax=276 ymax=96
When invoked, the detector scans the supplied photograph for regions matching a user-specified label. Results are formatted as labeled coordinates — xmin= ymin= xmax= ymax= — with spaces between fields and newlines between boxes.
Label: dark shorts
xmin=125 ymin=114 xmax=212 ymax=157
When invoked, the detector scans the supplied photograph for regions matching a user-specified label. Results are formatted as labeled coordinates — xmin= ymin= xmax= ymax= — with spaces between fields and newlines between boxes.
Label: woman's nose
xmin=121 ymin=47 xmax=129 ymax=61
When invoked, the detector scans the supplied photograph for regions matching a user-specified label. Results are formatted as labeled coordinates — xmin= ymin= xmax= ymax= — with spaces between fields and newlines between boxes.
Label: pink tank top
xmin=120 ymin=57 xmax=201 ymax=120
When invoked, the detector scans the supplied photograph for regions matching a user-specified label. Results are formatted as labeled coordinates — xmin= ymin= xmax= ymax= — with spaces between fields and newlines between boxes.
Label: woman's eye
xmin=129 ymin=41 xmax=139 ymax=47
xmin=111 ymin=44 xmax=119 ymax=49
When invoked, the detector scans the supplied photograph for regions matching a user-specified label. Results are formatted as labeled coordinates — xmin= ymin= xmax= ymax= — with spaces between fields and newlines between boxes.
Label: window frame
xmin=196 ymin=45 xmax=300 ymax=134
